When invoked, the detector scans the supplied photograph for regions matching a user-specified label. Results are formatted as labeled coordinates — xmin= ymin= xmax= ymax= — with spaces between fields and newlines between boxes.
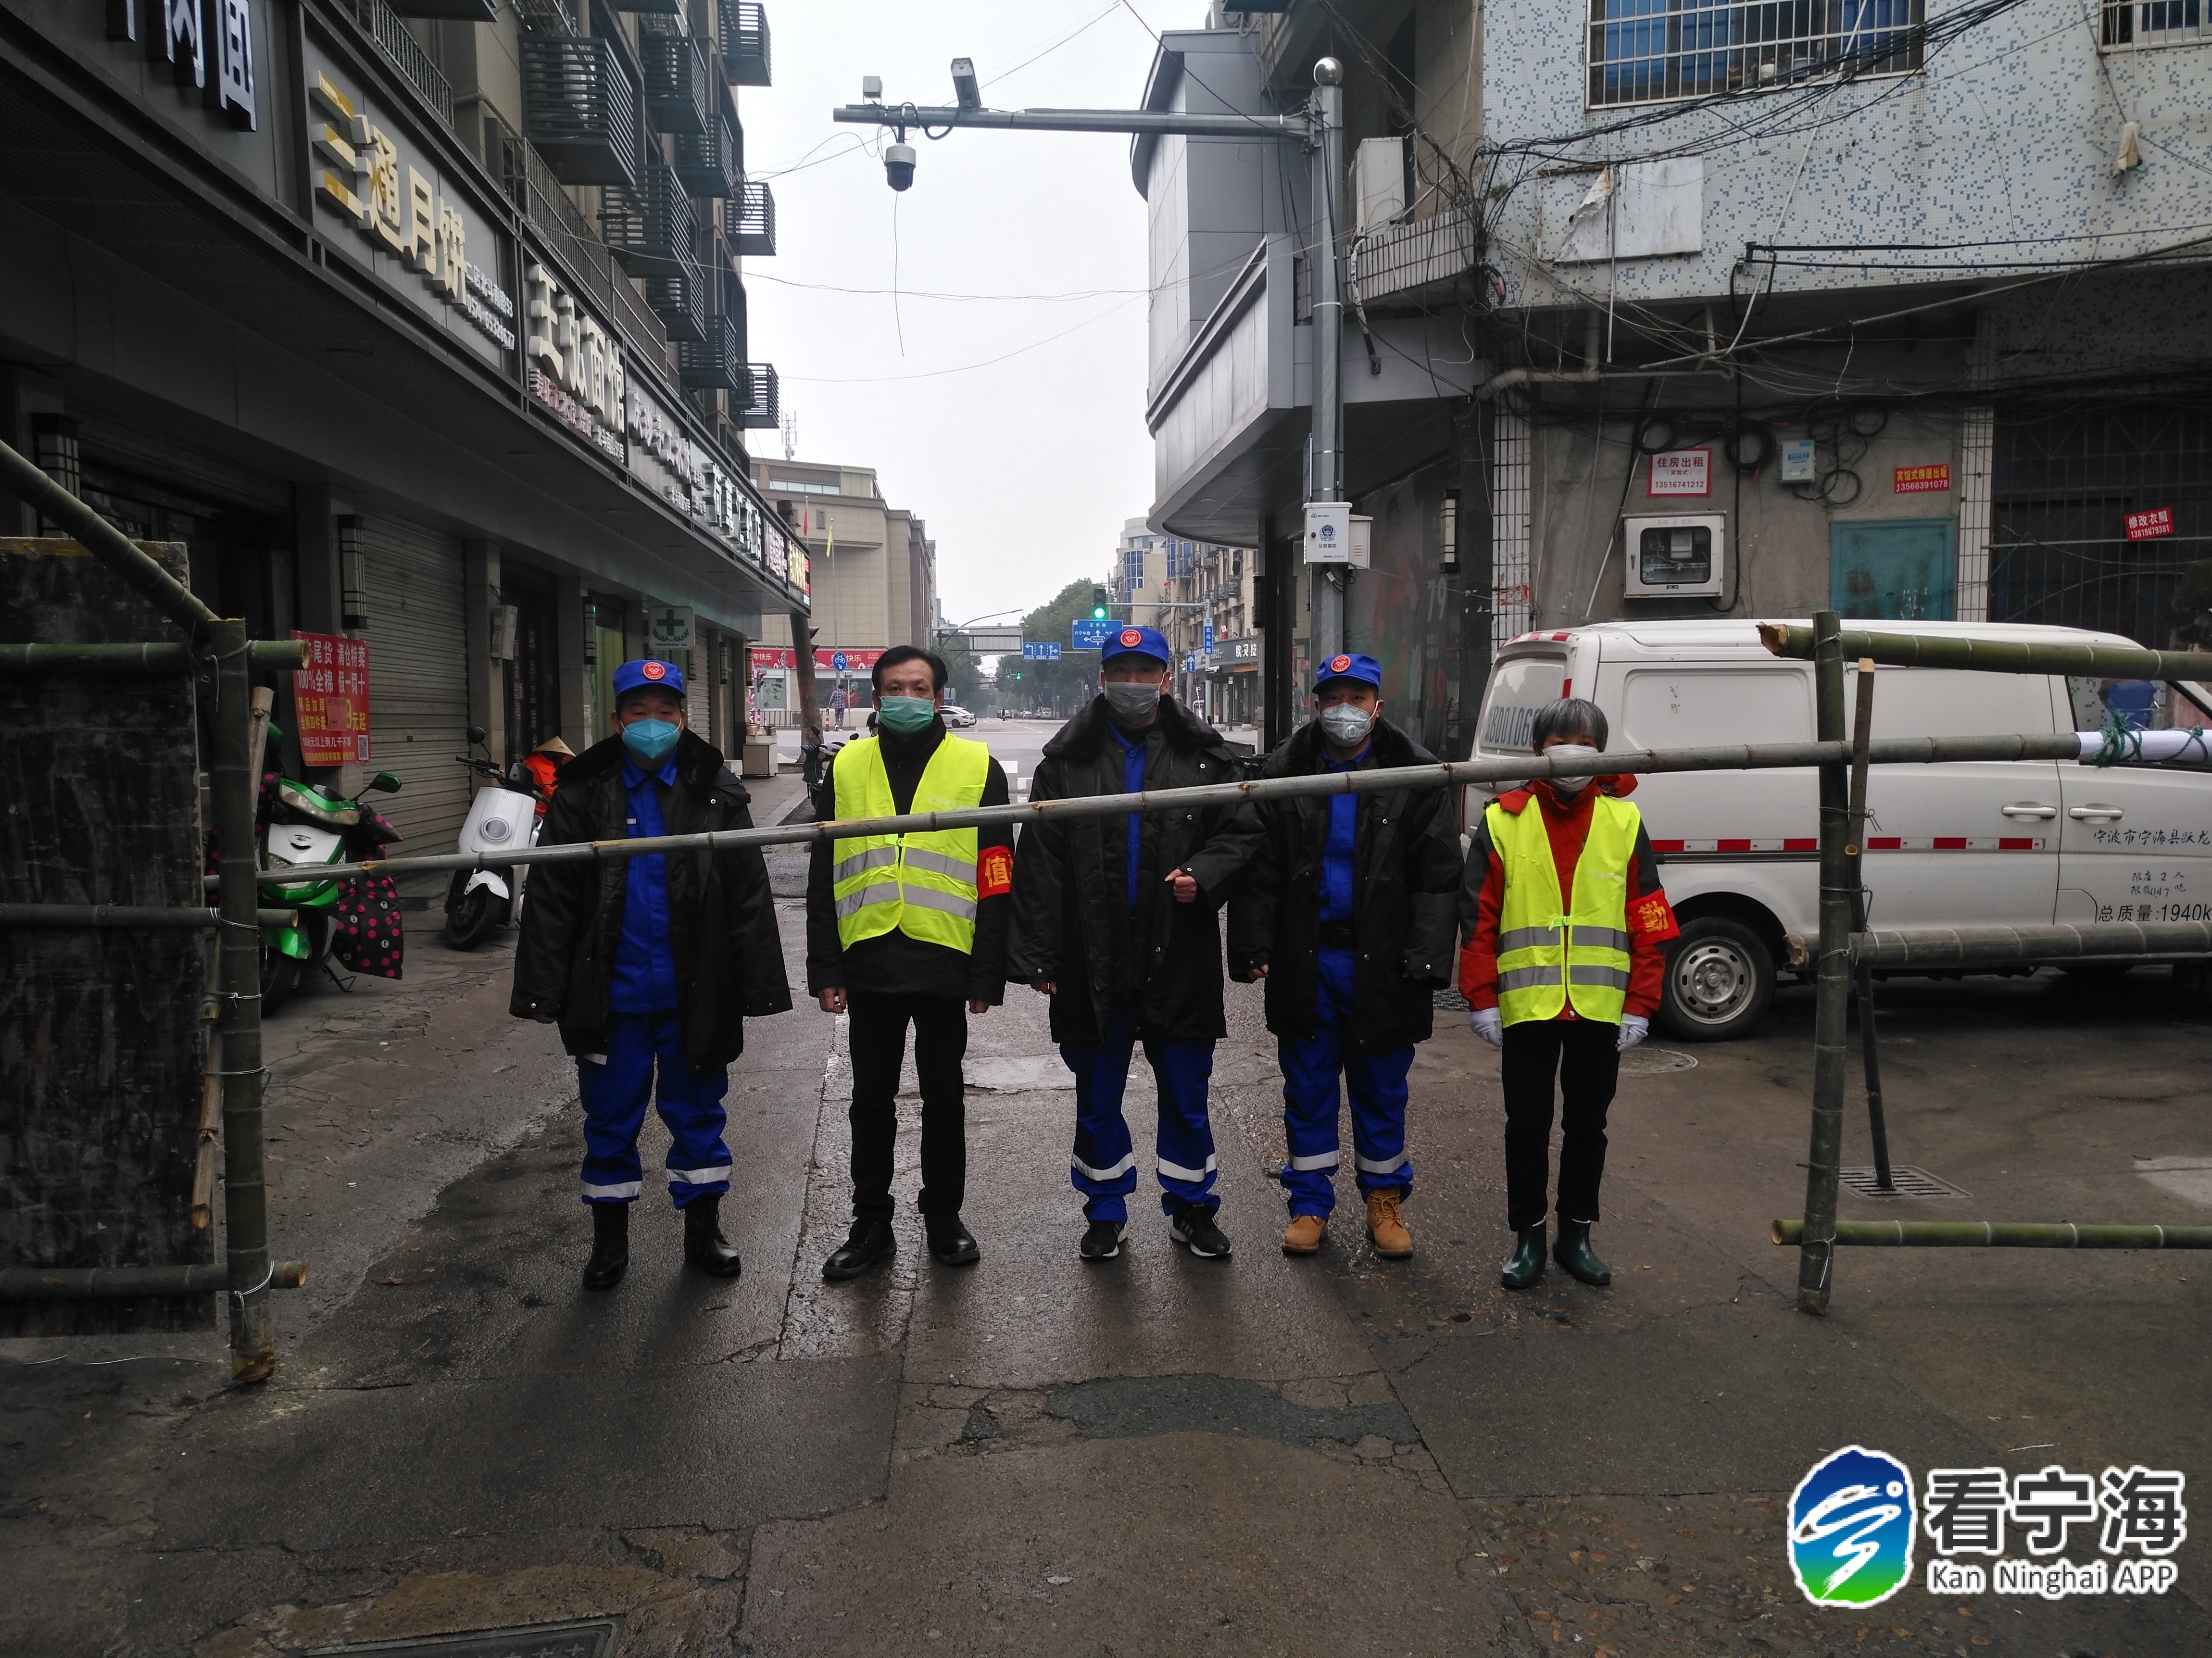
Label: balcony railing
xmin=671 ymin=116 xmax=740 ymax=199
xmin=345 ymin=0 xmax=454 ymax=127
xmin=640 ymin=30 xmax=709 ymax=135
xmin=731 ymin=180 xmax=775 ymax=257
xmin=646 ymin=259 xmax=707 ymax=344
xmin=388 ymin=0 xmax=494 ymax=22
xmin=600 ymin=164 xmax=694 ymax=276
xmin=522 ymin=35 xmax=641 ymax=187
xmin=719 ymin=0 xmax=771 ymax=85
xmin=1353 ymin=205 xmax=1478 ymax=306
xmin=735 ymin=362 xmax=779 ymax=427
xmin=679 ymin=314 xmax=744 ymax=390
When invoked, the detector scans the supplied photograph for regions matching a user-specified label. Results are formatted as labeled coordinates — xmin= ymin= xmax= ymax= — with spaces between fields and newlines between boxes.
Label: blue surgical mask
xmin=620 ymin=718 xmax=680 ymax=765
xmin=877 ymin=695 xmax=938 ymax=735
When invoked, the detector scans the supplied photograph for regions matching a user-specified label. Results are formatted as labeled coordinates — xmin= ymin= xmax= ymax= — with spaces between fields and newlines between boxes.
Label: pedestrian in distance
xmin=1008 ymin=626 xmax=1261 ymax=1262
xmin=1229 ymin=653 xmax=1462 ymax=1259
xmin=511 ymin=658 xmax=792 ymax=1292
xmin=518 ymin=734 xmax=571 ymax=820
xmin=806 ymin=644 xmax=1012 ymax=1280
xmin=1459 ymin=697 xmax=1678 ymax=1291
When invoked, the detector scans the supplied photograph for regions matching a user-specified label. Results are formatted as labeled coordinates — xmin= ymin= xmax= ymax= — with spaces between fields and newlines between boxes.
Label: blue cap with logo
xmin=612 ymin=658 xmax=687 ymax=700
xmin=1314 ymin=651 xmax=1382 ymax=691
xmin=1100 ymin=625 xmax=1171 ymax=666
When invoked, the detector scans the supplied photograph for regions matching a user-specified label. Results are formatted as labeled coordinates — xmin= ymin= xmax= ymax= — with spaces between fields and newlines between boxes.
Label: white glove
xmin=1468 ymin=1007 xmax=1504 ymax=1048
xmin=1617 ymin=1014 xmax=1649 ymax=1052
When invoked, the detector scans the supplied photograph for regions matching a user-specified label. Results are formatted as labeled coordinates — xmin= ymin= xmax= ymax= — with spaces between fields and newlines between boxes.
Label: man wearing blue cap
xmin=514 ymin=657 xmax=792 ymax=1291
xmin=1229 ymin=653 xmax=1462 ymax=1258
xmin=1009 ymin=625 xmax=1261 ymax=1261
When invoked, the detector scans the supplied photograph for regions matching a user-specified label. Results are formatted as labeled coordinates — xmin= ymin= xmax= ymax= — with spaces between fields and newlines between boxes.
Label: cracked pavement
xmin=4 ymin=876 xmax=2211 ymax=1655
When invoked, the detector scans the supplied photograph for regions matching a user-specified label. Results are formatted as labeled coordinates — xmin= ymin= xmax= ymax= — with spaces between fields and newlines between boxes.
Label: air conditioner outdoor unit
xmin=1353 ymin=136 xmax=1407 ymax=236
xmin=1622 ymin=513 xmax=1725 ymax=598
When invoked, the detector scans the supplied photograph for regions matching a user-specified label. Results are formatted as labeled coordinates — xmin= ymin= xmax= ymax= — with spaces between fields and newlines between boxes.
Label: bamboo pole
xmin=1772 ymin=1220 xmax=2212 ymax=1248
xmin=1832 ymin=920 xmax=2212 ymax=967
xmin=1844 ymin=660 xmax=1893 ymax=1191
xmin=211 ymin=618 xmax=276 ymax=1382
xmin=1759 ymin=622 xmax=2212 ymax=683
xmin=0 ymin=1261 xmax=307 ymax=1297
xmin=223 ymin=730 xmax=2091 ymax=888
xmin=787 ymin=604 xmax=824 ymax=790
xmin=0 ymin=904 xmax=297 ymax=928
xmin=0 ymin=641 xmax=307 ymax=672
xmin=0 ymin=439 xmax=218 ymax=634
xmin=1797 ymin=610 xmax=1851 ymax=1315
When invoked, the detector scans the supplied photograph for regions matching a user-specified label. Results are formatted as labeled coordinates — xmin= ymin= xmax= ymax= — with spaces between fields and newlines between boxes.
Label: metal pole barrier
xmin=1797 ymin=610 xmax=1850 ymax=1314
xmin=1772 ymin=1220 xmax=2212 ymax=1249
xmin=1844 ymin=659 xmax=1893 ymax=1191
xmin=210 ymin=618 xmax=276 ymax=1382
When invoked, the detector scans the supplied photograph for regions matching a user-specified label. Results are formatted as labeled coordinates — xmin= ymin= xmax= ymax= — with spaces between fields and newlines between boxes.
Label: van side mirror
xmin=365 ymin=772 xmax=403 ymax=794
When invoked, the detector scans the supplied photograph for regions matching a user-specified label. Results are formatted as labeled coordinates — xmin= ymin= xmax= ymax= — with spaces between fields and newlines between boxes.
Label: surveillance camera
xmin=950 ymin=56 xmax=980 ymax=111
xmin=884 ymin=142 xmax=916 ymax=191
xmin=861 ymin=75 xmax=882 ymax=100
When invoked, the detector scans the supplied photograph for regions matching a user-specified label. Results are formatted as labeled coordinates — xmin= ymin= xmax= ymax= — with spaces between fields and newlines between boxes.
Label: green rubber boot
xmin=1554 ymin=1219 xmax=1612 ymax=1286
xmin=1500 ymin=1224 xmax=1546 ymax=1290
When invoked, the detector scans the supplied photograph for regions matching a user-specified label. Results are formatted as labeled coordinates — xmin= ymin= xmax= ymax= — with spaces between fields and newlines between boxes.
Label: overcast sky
xmin=740 ymin=1 xmax=1202 ymax=635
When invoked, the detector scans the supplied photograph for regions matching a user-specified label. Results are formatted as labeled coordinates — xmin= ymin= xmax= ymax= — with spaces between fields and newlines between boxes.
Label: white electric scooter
xmin=444 ymin=726 xmax=546 ymax=950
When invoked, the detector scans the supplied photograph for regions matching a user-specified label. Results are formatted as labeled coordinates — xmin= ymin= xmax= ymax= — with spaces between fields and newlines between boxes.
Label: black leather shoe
xmin=681 ymin=1194 xmax=743 ymax=1278
xmin=926 ymin=1215 xmax=980 ymax=1266
xmin=823 ymin=1219 xmax=895 ymax=1281
xmin=583 ymin=1201 xmax=629 ymax=1292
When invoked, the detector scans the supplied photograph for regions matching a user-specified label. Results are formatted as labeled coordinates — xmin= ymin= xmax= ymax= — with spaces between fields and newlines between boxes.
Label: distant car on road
xmin=942 ymin=703 xmax=977 ymax=728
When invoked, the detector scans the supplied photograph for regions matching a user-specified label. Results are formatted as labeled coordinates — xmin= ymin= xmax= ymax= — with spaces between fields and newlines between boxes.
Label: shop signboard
xmin=2125 ymin=506 xmax=2174 ymax=541
xmin=626 ymin=380 xmax=691 ymax=512
xmin=524 ymin=260 xmax=624 ymax=463
xmin=290 ymin=630 xmax=371 ymax=764
xmin=301 ymin=54 xmax=515 ymax=371
xmin=645 ymin=605 xmax=694 ymax=652
xmin=1894 ymin=464 xmax=1951 ymax=494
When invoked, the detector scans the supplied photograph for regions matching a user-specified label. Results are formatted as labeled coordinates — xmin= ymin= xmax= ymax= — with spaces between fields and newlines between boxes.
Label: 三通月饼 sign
xmin=303 ymin=60 xmax=515 ymax=367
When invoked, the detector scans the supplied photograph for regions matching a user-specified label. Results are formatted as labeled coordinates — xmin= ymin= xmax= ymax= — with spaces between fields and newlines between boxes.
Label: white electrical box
xmin=1622 ymin=513 xmax=1726 ymax=598
xmin=1353 ymin=136 xmax=1407 ymax=236
xmin=1349 ymin=514 xmax=1372 ymax=570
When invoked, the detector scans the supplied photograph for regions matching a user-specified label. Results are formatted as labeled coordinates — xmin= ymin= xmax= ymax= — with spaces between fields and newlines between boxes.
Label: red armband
xmin=977 ymin=845 xmax=1013 ymax=898
xmin=1631 ymin=892 xmax=1680 ymax=942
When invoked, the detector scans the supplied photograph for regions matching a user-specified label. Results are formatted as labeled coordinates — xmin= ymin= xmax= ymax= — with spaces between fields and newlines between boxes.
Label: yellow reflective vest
xmin=1484 ymin=792 xmax=1639 ymax=1026
xmin=831 ymin=734 xmax=988 ymax=955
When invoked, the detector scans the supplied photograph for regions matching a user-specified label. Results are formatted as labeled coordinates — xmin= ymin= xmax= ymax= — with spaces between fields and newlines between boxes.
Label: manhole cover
xmin=1840 ymin=1165 xmax=1969 ymax=1199
xmin=307 ymin=1621 xmax=616 ymax=1658
xmin=1619 ymin=1046 xmax=1697 ymax=1075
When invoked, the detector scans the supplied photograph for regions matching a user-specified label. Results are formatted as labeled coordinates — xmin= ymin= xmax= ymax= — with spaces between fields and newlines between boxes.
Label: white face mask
xmin=1317 ymin=703 xmax=1375 ymax=747
xmin=1543 ymin=742 xmax=1600 ymax=794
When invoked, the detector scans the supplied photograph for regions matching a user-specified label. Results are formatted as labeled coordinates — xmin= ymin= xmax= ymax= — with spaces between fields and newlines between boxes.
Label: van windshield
xmin=1480 ymin=655 xmax=1567 ymax=753
xmin=2068 ymin=677 xmax=2212 ymax=734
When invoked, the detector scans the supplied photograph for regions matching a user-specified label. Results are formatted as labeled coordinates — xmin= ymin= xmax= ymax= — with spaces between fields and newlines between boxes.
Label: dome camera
xmin=884 ymin=142 xmax=916 ymax=191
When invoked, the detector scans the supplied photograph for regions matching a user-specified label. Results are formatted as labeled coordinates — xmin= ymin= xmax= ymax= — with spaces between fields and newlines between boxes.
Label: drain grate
xmin=307 ymin=1621 xmax=617 ymax=1658
xmin=1840 ymin=1165 xmax=1969 ymax=1199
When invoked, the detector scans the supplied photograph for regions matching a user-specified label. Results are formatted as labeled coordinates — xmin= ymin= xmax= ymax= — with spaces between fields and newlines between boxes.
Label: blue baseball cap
xmin=1314 ymin=651 xmax=1382 ymax=691
xmin=612 ymin=658 xmax=686 ymax=700
xmin=1100 ymin=625 xmax=1171 ymax=666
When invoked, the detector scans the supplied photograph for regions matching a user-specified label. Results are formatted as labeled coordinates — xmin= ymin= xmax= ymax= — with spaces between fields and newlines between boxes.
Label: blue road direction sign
xmin=1070 ymin=618 xmax=1112 ymax=650
xmin=1022 ymin=641 xmax=1062 ymax=662
xmin=1202 ymin=620 xmax=1215 ymax=652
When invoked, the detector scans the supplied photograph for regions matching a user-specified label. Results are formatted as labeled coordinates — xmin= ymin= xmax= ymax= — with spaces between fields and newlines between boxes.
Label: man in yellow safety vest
xmin=806 ymin=645 xmax=1013 ymax=1281
xmin=1459 ymin=697 xmax=1678 ymax=1291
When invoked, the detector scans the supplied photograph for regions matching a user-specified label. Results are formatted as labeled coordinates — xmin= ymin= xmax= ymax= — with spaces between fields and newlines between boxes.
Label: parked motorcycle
xmin=443 ymin=725 xmax=548 ymax=950
xmin=260 ymin=770 xmax=404 ymax=1013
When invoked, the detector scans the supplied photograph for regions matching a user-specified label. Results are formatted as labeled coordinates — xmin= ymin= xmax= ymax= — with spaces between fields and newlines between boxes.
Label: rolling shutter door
xmin=361 ymin=518 xmax=471 ymax=855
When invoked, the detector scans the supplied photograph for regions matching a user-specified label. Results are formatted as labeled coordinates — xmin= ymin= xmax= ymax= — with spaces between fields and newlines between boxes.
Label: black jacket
xmin=804 ymin=721 xmax=1013 ymax=1003
xmin=1007 ymin=696 xmax=1261 ymax=1044
xmin=1227 ymin=717 xmax=1462 ymax=1051
xmin=510 ymin=729 xmax=792 ymax=1071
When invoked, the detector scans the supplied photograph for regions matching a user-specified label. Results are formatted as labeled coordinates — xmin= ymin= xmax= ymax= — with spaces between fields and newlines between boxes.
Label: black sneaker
xmin=1170 ymin=1206 xmax=1232 ymax=1259
xmin=1079 ymin=1219 xmax=1127 ymax=1261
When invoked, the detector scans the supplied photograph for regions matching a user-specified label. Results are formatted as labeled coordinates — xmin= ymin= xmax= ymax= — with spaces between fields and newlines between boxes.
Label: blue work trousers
xmin=1277 ymin=947 xmax=1414 ymax=1215
xmin=1063 ymin=1007 xmax=1219 ymax=1223
xmin=578 ymin=1011 xmax=731 ymax=1208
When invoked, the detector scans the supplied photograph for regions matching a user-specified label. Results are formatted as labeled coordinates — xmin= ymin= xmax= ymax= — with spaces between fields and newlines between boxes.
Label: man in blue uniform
xmin=513 ymin=658 xmax=791 ymax=1290
xmin=1230 ymin=653 xmax=1462 ymax=1257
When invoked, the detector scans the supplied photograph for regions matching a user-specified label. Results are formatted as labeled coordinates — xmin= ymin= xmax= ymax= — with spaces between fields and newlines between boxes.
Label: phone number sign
xmin=291 ymin=631 xmax=372 ymax=765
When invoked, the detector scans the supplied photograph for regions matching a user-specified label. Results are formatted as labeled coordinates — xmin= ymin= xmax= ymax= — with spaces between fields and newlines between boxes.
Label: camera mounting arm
xmin=832 ymin=102 xmax=1316 ymax=143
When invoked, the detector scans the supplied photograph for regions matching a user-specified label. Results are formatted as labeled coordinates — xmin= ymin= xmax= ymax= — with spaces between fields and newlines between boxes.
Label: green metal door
xmin=1829 ymin=519 xmax=1958 ymax=621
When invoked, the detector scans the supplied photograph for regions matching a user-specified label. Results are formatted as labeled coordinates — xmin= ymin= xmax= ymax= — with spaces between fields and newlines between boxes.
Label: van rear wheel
xmin=1659 ymin=917 xmax=1776 ymax=1041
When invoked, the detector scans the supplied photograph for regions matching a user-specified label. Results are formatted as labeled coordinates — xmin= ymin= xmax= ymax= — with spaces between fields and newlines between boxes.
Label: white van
xmin=1472 ymin=620 xmax=2212 ymax=1039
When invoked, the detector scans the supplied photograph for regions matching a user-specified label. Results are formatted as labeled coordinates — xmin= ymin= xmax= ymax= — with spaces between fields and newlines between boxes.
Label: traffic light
xmin=1091 ymin=585 xmax=1109 ymax=619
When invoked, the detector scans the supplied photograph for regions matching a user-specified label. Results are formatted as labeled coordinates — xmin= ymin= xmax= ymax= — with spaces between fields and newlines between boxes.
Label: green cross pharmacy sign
xmin=646 ymin=605 xmax=694 ymax=652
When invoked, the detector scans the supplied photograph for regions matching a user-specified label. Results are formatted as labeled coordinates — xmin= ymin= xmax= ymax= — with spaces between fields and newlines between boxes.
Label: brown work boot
xmin=1282 ymin=1213 xmax=1327 ymax=1255
xmin=1366 ymin=1190 xmax=1413 ymax=1258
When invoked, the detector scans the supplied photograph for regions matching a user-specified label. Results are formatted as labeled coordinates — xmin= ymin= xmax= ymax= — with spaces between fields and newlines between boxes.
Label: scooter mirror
xmin=366 ymin=771 xmax=404 ymax=794
xmin=466 ymin=725 xmax=488 ymax=745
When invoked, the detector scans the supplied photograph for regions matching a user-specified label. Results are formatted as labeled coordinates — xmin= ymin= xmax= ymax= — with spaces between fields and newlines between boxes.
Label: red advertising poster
xmin=1894 ymin=464 xmax=1951 ymax=494
xmin=2125 ymin=506 xmax=2175 ymax=541
xmin=749 ymin=647 xmax=798 ymax=669
xmin=747 ymin=647 xmax=888 ymax=671
xmin=291 ymin=631 xmax=371 ymax=765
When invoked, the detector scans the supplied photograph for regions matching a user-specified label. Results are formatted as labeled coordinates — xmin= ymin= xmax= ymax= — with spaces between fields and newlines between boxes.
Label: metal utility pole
xmin=832 ymin=60 xmax=1349 ymax=654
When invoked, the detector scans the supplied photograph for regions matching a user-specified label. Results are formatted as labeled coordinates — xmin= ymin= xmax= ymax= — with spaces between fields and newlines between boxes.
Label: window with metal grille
xmin=2102 ymin=0 xmax=2208 ymax=47
xmin=1587 ymin=0 xmax=1924 ymax=108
